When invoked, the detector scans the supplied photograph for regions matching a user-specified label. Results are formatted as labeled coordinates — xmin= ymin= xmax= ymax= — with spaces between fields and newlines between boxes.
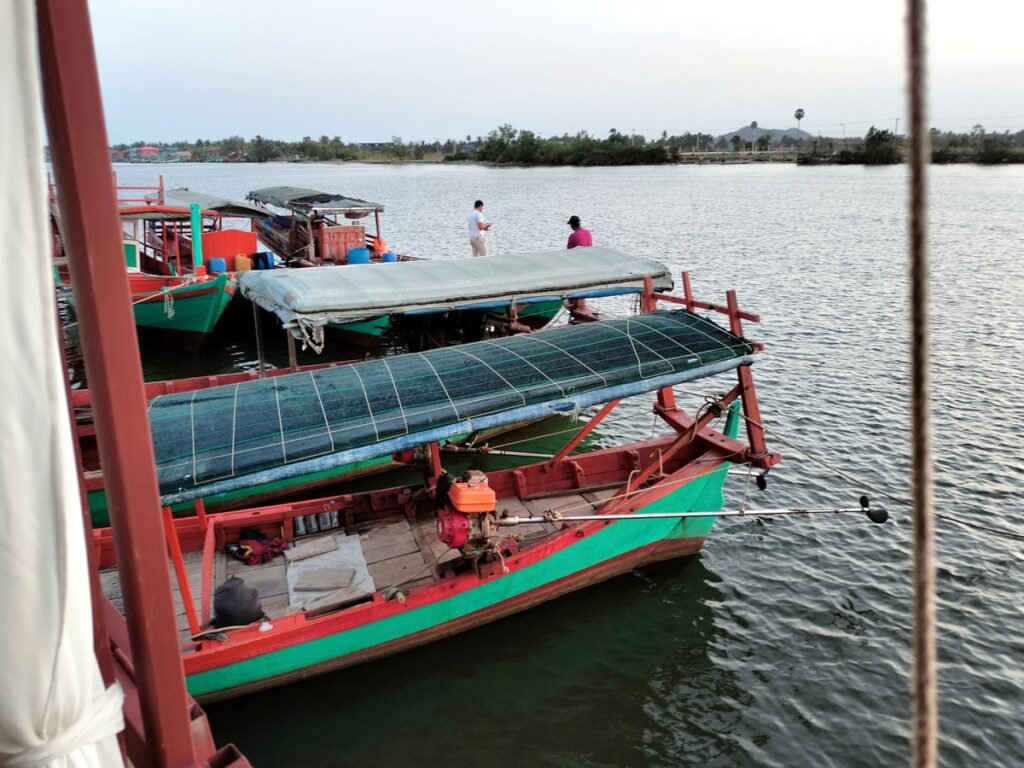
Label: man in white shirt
xmin=468 ymin=199 xmax=492 ymax=257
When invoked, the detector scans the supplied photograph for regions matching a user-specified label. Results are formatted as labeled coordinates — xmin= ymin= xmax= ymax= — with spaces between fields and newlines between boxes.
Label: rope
xmin=61 ymin=273 xmax=204 ymax=330
xmin=162 ymin=286 xmax=174 ymax=319
xmin=907 ymin=2 xmax=937 ymax=763
xmin=731 ymin=410 xmax=1023 ymax=542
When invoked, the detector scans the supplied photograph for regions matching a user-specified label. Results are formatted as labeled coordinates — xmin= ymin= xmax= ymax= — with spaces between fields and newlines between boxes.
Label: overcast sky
xmin=90 ymin=0 xmax=1024 ymax=144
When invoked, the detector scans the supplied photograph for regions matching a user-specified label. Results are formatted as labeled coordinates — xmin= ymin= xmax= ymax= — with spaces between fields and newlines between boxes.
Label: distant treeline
xmin=111 ymin=123 xmax=1024 ymax=166
xmin=448 ymin=124 xmax=719 ymax=166
xmin=801 ymin=125 xmax=1024 ymax=165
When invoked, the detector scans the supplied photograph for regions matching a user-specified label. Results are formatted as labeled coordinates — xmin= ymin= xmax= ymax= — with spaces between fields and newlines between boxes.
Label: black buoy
xmin=860 ymin=495 xmax=889 ymax=524
xmin=756 ymin=473 xmax=768 ymax=491
xmin=866 ymin=506 xmax=889 ymax=524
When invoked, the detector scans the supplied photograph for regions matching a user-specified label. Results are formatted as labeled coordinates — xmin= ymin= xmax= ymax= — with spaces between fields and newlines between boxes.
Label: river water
xmin=107 ymin=162 xmax=1024 ymax=766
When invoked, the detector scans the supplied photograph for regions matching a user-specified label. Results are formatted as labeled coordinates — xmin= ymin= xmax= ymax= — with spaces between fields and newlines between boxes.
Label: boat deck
xmin=99 ymin=489 xmax=617 ymax=642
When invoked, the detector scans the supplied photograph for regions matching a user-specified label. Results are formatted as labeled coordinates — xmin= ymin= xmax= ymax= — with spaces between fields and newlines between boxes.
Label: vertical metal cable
xmin=906 ymin=0 xmax=937 ymax=765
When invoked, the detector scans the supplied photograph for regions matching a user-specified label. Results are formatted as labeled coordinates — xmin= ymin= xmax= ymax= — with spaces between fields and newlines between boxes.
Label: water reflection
xmin=208 ymin=556 xmax=735 ymax=768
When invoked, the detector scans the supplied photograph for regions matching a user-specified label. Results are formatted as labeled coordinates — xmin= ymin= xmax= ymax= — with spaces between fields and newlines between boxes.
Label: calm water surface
xmin=108 ymin=162 xmax=1024 ymax=766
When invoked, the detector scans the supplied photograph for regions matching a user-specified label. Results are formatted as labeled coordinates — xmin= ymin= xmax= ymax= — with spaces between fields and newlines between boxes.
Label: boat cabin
xmin=247 ymin=186 xmax=397 ymax=267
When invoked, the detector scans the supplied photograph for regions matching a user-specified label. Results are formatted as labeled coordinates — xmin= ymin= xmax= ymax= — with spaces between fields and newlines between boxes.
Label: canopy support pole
xmin=162 ymin=506 xmax=200 ymax=637
xmin=551 ymin=399 xmax=620 ymax=462
xmin=253 ymin=301 xmax=266 ymax=379
xmin=287 ymin=329 xmax=298 ymax=372
xmin=428 ymin=442 xmax=444 ymax=489
xmin=642 ymin=276 xmax=677 ymax=412
xmin=726 ymin=289 xmax=769 ymax=458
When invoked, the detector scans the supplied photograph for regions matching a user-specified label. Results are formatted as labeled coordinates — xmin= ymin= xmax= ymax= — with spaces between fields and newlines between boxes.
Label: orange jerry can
xmin=447 ymin=480 xmax=496 ymax=515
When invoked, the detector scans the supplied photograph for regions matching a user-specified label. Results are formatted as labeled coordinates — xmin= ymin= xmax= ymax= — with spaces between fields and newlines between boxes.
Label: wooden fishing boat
xmin=243 ymin=186 xmax=409 ymax=345
xmin=73 ymin=364 xmax=553 ymax=526
xmin=56 ymin=181 xmax=267 ymax=348
xmin=248 ymin=186 xmax=400 ymax=267
xmin=74 ymin=247 xmax=669 ymax=524
xmin=240 ymin=244 xmax=674 ymax=354
xmin=132 ymin=186 xmax=270 ymax=276
xmin=93 ymin=276 xmax=786 ymax=702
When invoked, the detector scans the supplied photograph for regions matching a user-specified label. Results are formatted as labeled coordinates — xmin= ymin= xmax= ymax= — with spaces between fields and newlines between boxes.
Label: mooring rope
xmin=60 ymin=274 xmax=203 ymax=330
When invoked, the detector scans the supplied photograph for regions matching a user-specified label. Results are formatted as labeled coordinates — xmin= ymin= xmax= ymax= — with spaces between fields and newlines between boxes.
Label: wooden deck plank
xmin=237 ymin=562 xmax=288 ymax=599
xmin=361 ymin=533 xmax=419 ymax=565
xmin=582 ymin=488 xmax=619 ymax=505
xmin=367 ymin=551 xmax=430 ymax=590
xmin=407 ymin=514 xmax=442 ymax=577
xmin=261 ymin=594 xmax=291 ymax=619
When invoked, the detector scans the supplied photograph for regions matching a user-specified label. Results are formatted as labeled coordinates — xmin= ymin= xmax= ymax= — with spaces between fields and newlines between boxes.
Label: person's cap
xmin=567 ymin=215 xmax=581 ymax=226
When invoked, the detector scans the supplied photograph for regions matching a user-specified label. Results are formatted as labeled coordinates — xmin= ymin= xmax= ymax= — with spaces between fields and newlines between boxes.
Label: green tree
xmin=861 ymin=126 xmax=902 ymax=164
xmin=250 ymin=135 xmax=278 ymax=162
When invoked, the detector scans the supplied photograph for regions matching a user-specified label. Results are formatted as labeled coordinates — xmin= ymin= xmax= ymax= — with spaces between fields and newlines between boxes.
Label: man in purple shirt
xmin=566 ymin=215 xmax=593 ymax=248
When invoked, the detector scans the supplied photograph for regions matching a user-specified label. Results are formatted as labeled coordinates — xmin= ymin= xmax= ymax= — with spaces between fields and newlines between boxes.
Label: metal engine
xmin=435 ymin=470 xmax=497 ymax=553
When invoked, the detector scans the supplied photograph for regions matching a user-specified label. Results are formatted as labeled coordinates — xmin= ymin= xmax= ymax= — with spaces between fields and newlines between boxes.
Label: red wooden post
xmin=551 ymin=399 xmax=621 ymax=462
xmin=428 ymin=442 xmax=444 ymax=487
xmin=641 ymin=276 xmax=658 ymax=313
xmin=36 ymin=1 xmax=202 ymax=764
xmin=682 ymin=271 xmax=695 ymax=311
xmin=641 ymin=277 xmax=676 ymax=410
xmin=163 ymin=506 xmax=201 ymax=637
xmin=194 ymin=498 xmax=208 ymax=531
xmin=200 ymin=524 xmax=216 ymax=627
xmin=726 ymin=289 xmax=768 ymax=456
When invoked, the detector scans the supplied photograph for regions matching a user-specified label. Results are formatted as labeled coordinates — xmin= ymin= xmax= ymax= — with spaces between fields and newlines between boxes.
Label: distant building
xmin=128 ymin=145 xmax=160 ymax=159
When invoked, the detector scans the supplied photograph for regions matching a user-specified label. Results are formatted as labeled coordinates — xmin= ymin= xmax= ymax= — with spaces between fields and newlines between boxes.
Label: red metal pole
xmin=163 ymin=507 xmax=201 ymax=637
xmin=193 ymin=498 xmax=208 ymax=531
xmin=36 ymin=1 xmax=200 ymax=765
xmin=551 ymin=399 xmax=620 ymax=462
xmin=642 ymin=277 xmax=676 ymax=411
xmin=726 ymin=289 xmax=768 ymax=456
xmin=682 ymin=271 xmax=695 ymax=311
xmin=428 ymin=442 xmax=444 ymax=487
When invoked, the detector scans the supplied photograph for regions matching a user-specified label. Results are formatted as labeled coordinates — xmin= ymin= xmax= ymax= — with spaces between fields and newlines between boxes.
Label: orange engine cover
xmin=447 ymin=481 xmax=495 ymax=515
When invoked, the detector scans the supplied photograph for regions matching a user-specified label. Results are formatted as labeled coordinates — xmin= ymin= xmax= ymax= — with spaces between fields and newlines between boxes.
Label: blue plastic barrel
xmin=348 ymin=247 xmax=370 ymax=264
xmin=382 ymin=251 xmax=397 ymax=263
xmin=208 ymin=257 xmax=227 ymax=274
xmin=252 ymin=252 xmax=274 ymax=270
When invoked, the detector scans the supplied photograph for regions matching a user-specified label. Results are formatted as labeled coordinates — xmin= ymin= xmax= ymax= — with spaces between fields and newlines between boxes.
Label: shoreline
xmin=111 ymin=153 xmax=1024 ymax=168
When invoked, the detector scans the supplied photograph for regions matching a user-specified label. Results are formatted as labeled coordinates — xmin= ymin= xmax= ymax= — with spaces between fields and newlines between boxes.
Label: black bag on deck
xmin=212 ymin=575 xmax=263 ymax=628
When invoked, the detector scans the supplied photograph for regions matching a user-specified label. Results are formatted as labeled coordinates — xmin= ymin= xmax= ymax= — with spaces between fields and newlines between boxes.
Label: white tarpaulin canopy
xmin=238 ymin=246 xmax=674 ymax=344
xmin=0 ymin=3 xmax=124 ymax=766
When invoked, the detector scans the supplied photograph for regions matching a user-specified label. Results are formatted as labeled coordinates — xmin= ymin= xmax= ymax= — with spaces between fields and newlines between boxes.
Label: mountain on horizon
xmin=717 ymin=123 xmax=811 ymax=142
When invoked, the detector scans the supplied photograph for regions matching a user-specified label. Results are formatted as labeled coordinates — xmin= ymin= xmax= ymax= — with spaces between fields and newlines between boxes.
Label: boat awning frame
xmin=149 ymin=309 xmax=756 ymax=506
xmin=119 ymin=189 xmax=268 ymax=221
xmin=247 ymin=186 xmax=385 ymax=215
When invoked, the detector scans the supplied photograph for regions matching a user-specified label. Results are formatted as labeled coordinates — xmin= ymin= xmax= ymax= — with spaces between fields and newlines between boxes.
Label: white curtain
xmin=0 ymin=2 xmax=125 ymax=766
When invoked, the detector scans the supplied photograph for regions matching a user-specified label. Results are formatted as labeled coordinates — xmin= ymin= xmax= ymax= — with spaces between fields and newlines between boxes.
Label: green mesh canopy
xmin=150 ymin=310 xmax=755 ymax=503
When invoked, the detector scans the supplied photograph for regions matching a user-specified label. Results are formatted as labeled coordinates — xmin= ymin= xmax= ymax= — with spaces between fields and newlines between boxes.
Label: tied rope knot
xmin=3 ymin=684 xmax=124 ymax=767
xmin=161 ymin=286 xmax=174 ymax=319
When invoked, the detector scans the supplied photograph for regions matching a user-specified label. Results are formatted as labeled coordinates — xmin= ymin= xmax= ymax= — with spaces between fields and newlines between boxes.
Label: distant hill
xmin=718 ymin=125 xmax=811 ymax=143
